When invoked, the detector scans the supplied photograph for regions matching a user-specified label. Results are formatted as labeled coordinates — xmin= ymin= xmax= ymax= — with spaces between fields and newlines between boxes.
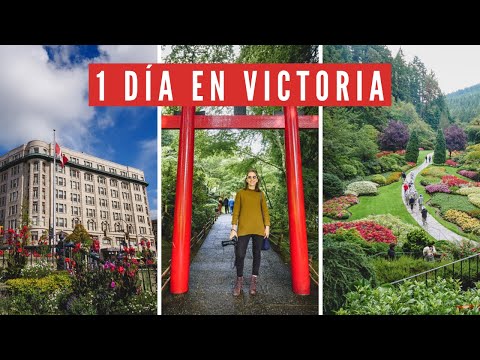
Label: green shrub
xmin=402 ymin=229 xmax=430 ymax=256
xmin=323 ymin=234 xmax=376 ymax=314
xmin=370 ymin=174 xmax=386 ymax=185
xmin=385 ymin=172 xmax=401 ymax=185
xmin=371 ymin=256 xmax=447 ymax=284
xmin=341 ymin=164 xmax=358 ymax=178
xmin=337 ymin=278 xmax=480 ymax=315
xmin=324 ymin=173 xmax=344 ymax=200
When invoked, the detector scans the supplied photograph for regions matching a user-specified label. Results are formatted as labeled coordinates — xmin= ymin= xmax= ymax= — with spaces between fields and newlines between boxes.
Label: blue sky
xmin=0 ymin=45 xmax=158 ymax=219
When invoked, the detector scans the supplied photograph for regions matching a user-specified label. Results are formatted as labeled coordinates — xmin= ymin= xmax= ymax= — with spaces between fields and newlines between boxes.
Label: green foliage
xmin=370 ymin=174 xmax=386 ymax=185
xmin=66 ymin=224 xmax=92 ymax=248
xmin=409 ymin=119 xmax=435 ymax=149
xmin=337 ymin=278 xmax=480 ymax=315
xmin=433 ymin=129 xmax=447 ymax=164
xmin=20 ymin=261 xmax=55 ymax=279
xmin=447 ymin=84 xmax=480 ymax=124
xmin=429 ymin=193 xmax=478 ymax=214
xmin=371 ymin=256 xmax=448 ymax=284
xmin=405 ymin=130 xmax=419 ymax=163
xmin=323 ymin=173 xmax=344 ymax=200
xmin=323 ymin=234 xmax=376 ymax=314
xmin=402 ymin=229 xmax=430 ymax=256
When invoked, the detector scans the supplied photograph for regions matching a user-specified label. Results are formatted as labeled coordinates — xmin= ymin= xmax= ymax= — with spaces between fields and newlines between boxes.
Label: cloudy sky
xmin=387 ymin=45 xmax=480 ymax=95
xmin=0 ymin=45 xmax=158 ymax=219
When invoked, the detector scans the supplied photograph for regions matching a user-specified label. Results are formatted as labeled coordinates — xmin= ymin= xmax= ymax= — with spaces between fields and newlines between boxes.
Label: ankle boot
xmin=233 ymin=276 xmax=243 ymax=296
xmin=249 ymin=275 xmax=258 ymax=295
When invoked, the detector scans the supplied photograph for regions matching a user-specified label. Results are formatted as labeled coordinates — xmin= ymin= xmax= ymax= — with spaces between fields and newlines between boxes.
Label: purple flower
xmin=110 ymin=281 xmax=116 ymax=288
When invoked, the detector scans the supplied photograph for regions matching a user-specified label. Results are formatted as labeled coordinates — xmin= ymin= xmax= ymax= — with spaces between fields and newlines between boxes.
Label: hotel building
xmin=0 ymin=140 xmax=155 ymax=251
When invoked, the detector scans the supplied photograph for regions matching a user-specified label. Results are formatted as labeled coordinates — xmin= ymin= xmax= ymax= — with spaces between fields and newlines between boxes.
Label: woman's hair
xmin=244 ymin=168 xmax=261 ymax=191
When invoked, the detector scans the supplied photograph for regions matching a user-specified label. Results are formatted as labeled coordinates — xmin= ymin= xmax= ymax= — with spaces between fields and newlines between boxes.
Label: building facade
xmin=0 ymin=140 xmax=155 ymax=251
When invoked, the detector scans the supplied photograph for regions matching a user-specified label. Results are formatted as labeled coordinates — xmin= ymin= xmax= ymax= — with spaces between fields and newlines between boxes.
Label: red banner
xmin=89 ymin=63 xmax=391 ymax=106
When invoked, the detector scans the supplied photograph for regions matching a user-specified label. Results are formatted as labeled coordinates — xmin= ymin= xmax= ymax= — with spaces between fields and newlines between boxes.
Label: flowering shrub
xmin=363 ymin=214 xmax=417 ymax=247
xmin=458 ymin=170 xmax=478 ymax=179
xmin=345 ymin=181 xmax=378 ymax=196
xmin=2 ymin=226 xmax=31 ymax=279
xmin=457 ymin=187 xmax=480 ymax=196
xmin=443 ymin=209 xmax=480 ymax=234
xmin=20 ymin=261 xmax=55 ymax=279
xmin=442 ymin=175 xmax=470 ymax=187
xmin=385 ymin=172 xmax=402 ymax=185
xmin=375 ymin=150 xmax=406 ymax=158
xmin=468 ymin=193 xmax=480 ymax=208
xmin=421 ymin=167 xmax=447 ymax=178
xmin=370 ymin=174 xmax=386 ymax=185
xmin=323 ymin=195 xmax=359 ymax=220
xmin=323 ymin=221 xmax=397 ymax=244
xmin=445 ymin=159 xmax=458 ymax=167
xmin=407 ymin=162 xmax=417 ymax=168
xmin=425 ymin=183 xmax=451 ymax=194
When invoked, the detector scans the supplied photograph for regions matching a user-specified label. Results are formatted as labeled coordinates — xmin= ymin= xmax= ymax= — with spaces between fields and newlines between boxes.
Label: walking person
xmin=421 ymin=206 xmax=428 ymax=226
xmin=418 ymin=194 xmax=424 ymax=211
xmin=223 ymin=197 xmax=229 ymax=214
xmin=230 ymin=169 xmax=270 ymax=296
xmin=409 ymin=195 xmax=415 ymax=211
xmin=401 ymin=171 xmax=406 ymax=181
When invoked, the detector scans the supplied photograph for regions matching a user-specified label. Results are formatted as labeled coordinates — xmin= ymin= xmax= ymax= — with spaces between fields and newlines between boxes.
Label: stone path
xmin=402 ymin=152 xmax=464 ymax=243
xmin=162 ymin=214 xmax=318 ymax=315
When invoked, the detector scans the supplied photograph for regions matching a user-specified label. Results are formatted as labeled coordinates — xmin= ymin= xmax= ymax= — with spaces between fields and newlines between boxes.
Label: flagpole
xmin=53 ymin=129 xmax=56 ymax=247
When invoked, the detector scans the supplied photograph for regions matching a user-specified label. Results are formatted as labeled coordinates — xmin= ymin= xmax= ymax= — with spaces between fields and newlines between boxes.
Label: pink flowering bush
xmin=425 ymin=183 xmax=451 ymax=194
xmin=445 ymin=159 xmax=458 ymax=167
xmin=323 ymin=221 xmax=397 ymax=244
xmin=441 ymin=175 xmax=469 ymax=187
xmin=458 ymin=170 xmax=478 ymax=179
xmin=323 ymin=195 xmax=359 ymax=219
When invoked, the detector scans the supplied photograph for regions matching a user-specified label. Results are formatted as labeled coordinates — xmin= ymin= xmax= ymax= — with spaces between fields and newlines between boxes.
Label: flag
xmin=55 ymin=143 xmax=69 ymax=168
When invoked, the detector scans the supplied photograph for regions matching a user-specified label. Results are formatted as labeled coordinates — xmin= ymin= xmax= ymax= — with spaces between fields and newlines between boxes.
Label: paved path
xmin=162 ymin=214 xmax=318 ymax=315
xmin=403 ymin=152 xmax=464 ymax=243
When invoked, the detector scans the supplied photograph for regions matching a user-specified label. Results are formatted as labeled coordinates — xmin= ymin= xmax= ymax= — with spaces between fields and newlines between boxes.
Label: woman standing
xmin=230 ymin=169 xmax=270 ymax=296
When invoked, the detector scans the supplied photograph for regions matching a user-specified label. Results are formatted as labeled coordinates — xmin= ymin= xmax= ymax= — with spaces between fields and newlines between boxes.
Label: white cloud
xmin=97 ymin=114 xmax=114 ymax=129
xmin=0 ymin=45 xmax=157 ymax=152
xmin=135 ymin=138 xmax=157 ymax=171
xmin=99 ymin=45 xmax=157 ymax=63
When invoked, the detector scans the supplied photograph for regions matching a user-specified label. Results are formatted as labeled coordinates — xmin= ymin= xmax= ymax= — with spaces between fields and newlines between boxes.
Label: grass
xmin=429 ymin=193 xmax=478 ymax=214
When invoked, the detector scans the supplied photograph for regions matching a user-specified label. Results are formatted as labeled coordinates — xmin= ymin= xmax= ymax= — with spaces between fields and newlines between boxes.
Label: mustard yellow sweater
xmin=231 ymin=189 xmax=270 ymax=236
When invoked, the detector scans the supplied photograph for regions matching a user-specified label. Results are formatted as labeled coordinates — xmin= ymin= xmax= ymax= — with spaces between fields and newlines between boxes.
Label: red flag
xmin=55 ymin=143 xmax=69 ymax=168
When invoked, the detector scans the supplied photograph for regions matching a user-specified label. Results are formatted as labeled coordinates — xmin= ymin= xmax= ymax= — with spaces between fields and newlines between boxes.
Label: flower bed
xmin=363 ymin=214 xmax=417 ymax=246
xmin=458 ymin=170 xmax=478 ymax=179
xmin=345 ymin=181 xmax=378 ymax=196
xmin=445 ymin=159 xmax=458 ymax=167
xmin=385 ymin=172 xmax=402 ymax=185
xmin=425 ymin=183 xmax=451 ymax=194
xmin=323 ymin=221 xmax=397 ymax=244
xmin=323 ymin=195 xmax=359 ymax=219
xmin=468 ymin=193 xmax=480 ymax=208
xmin=441 ymin=175 xmax=469 ymax=187
xmin=443 ymin=209 xmax=480 ymax=234
xmin=456 ymin=187 xmax=480 ymax=196
xmin=420 ymin=167 xmax=447 ymax=178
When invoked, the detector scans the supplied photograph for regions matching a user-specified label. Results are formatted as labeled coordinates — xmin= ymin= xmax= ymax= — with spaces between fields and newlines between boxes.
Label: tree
xmin=408 ymin=119 xmax=435 ymax=149
xmin=378 ymin=120 xmax=409 ymax=151
xmin=405 ymin=130 xmax=419 ymax=163
xmin=444 ymin=124 xmax=467 ymax=157
xmin=433 ymin=129 xmax=446 ymax=164
xmin=66 ymin=224 xmax=92 ymax=247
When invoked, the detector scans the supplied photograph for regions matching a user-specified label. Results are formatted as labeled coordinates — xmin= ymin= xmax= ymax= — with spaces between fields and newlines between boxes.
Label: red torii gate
xmin=163 ymin=106 xmax=318 ymax=295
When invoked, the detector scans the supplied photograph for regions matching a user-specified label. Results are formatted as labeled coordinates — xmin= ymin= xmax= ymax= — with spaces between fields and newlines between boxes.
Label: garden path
xmin=162 ymin=214 xmax=319 ymax=315
xmin=402 ymin=152 xmax=464 ymax=243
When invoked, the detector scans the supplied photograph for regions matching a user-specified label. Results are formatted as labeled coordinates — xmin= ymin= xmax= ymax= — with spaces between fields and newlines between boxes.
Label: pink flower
xmin=110 ymin=281 xmax=116 ymax=288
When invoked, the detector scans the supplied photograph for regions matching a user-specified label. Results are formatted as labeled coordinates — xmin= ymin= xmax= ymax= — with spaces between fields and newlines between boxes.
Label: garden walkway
xmin=162 ymin=214 xmax=318 ymax=315
xmin=402 ymin=152 xmax=464 ymax=243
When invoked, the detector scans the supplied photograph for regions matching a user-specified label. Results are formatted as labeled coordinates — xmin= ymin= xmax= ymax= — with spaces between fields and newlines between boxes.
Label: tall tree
xmin=444 ymin=124 xmax=467 ymax=157
xmin=378 ymin=120 xmax=409 ymax=151
xmin=433 ymin=129 xmax=447 ymax=164
xmin=405 ymin=130 xmax=419 ymax=163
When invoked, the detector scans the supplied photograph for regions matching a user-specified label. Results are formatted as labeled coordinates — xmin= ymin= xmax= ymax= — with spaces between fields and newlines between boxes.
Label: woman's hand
xmin=230 ymin=229 xmax=237 ymax=240
xmin=264 ymin=226 xmax=270 ymax=238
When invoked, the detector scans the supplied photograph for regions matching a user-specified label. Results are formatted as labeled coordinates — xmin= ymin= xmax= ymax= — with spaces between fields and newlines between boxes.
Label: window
xmin=136 ymin=204 xmax=143 ymax=212
xmin=71 ymin=206 xmax=80 ymax=216
xmin=56 ymin=164 xmax=65 ymax=173
xmin=33 ymin=161 xmax=39 ymax=171
xmin=133 ymin=184 xmax=140 ymax=191
xmin=110 ymin=179 xmax=117 ymax=187
xmin=86 ymin=208 xmax=96 ymax=217
xmin=56 ymin=203 xmax=66 ymax=213
xmin=34 ymin=147 xmax=39 ymax=153
xmin=56 ymin=218 xmax=66 ymax=227
xmin=42 ymin=188 xmax=46 ymax=200
xmin=0 ymin=184 xmax=6 ymax=193
xmin=109 ymin=168 xmax=117 ymax=174
xmin=102 ymin=238 xmax=111 ymax=245
xmin=70 ymin=169 xmax=79 ymax=178
xmin=84 ymin=173 xmax=93 ymax=181
xmin=71 ymin=193 xmax=80 ymax=203
xmin=42 ymin=202 xmax=45 ymax=214
xmin=71 ymin=181 xmax=80 ymax=190
xmin=139 ymin=227 xmax=146 ymax=234
xmin=113 ymin=212 xmax=121 ymax=221
xmin=33 ymin=174 xmax=39 ymax=185
xmin=99 ymin=198 xmax=108 ymax=207
xmin=125 ymin=214 xmax=133 ymax=222
xmin=112 ymin=201 xmax=120 ymax=209
xmin=122 ymin=192 xmax=130 ymax=200
xmin=42 ymin=174 xmax=46 ymax=186
xmin=56 ymin=176 xmax=66 ymax=186
xmin=97 ymin=164 xmax=105 ymax=171
xmin=10 ymin=178 xmax=19 ymax=189
xmin=121 ymin=171 xmax=127 ymax=177
xmin=98 ymin=187 xmax=107 ymax=195
xmin=134 ymin=194 xmax=142 ymax=201
xmin=85 ymin=184 xmax=94 ymax=193
xmin=0 ymin=209 xmax=4 ymax=219
xmin=31 ymin=231 xmax=38 ymax=241
xmin=0 ymin=197 xmax=5 ymax=206
xmin=111 ymin=189 xmax=118 ymax=198
xmin=100 ymin=210 xmax=108 ymax=219
xmin=85 ymin=196 xmax=95 ymax=205
xmin=1 ymin=172 xmax=7 ymax=181
xmin=84 ymin=161 xmax=93 ymax=168
xmin=9 ymin=191 xmax=18 ymax=202
xmin=124 ymin=203 xmax=132 ymax=211
xmin=98 ymin=176 xmax=106 ymax=184
xmin=87 ymin=220 xmax=96 ymax=231
xmin=132 ymin=174 xmax=138 ymax=179
xmin=56 ymin=189 xmax=66 ymax=199
xmin=138 ymin=215 xmax=145 ymax=223
xmin=33 ymin=202 xmax=38 ymax=213
xmin=33 ymin=187 xmax=38 ymax=199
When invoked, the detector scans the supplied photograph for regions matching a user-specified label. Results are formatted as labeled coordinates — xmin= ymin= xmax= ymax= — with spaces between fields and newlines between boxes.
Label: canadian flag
xmin=55 ymin=143 xmax=69 ymax=168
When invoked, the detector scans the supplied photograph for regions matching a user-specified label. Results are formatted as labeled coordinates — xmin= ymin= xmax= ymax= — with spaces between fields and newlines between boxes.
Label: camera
xmin=222 ymin=236 xmax=238 ymax=247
